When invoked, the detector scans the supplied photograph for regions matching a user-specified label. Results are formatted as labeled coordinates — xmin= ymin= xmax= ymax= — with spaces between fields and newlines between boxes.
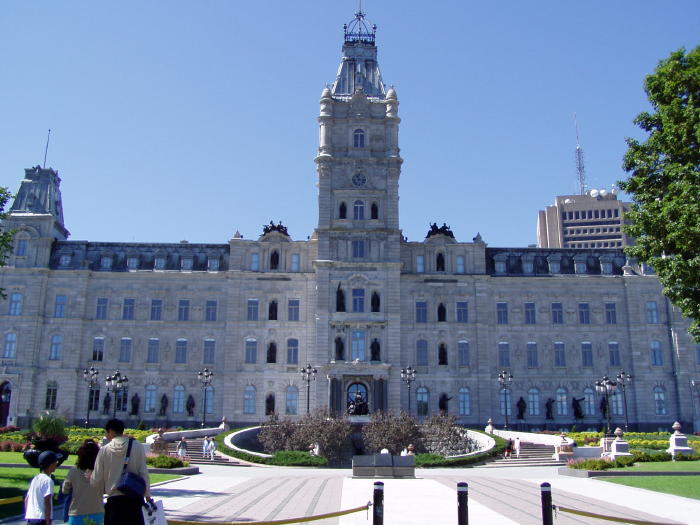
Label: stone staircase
xmin=480 ymin=442 xmax=566 ymax=468
xmin=166 ymin=438 xmax=246 ymax=466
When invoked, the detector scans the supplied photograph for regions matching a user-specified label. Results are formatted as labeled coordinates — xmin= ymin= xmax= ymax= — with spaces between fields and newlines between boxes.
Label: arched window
xmin=650 ymin=340 xmax=663 ymax=366
xmin=347 ymin=383 xmax=368 ymax=415
xmin=556 ymin=387 xmax=568 ymax=416
xmin=611 ymin=390 xmax=623 ymax=416
xmin=353 ymin=200 xmax=364 ymax=220
xmin=371 ymin=291 xmax=380 ymax=312
xmin=3 ymin=333 xmax=17 ymax=359
xmin=438 ymin=343 xmax=448 ymax=365
xmin=287 ymin=339 xmax=298 ymax=364
xmin=527 ymin=388 xmax=540 ymax=416
xmin=583 ymin=387 xmax=595 ymax=416
xmin=416 ymin=339 xmax=428 ymax=366
xmin=265 ymin=393 xmax=275 ymax=415
xmin=436 ymin=253 xmax=445 ymax=272
xmin=270 ymin=250 xmax=279 ymax=270
xmin=205 ymin=385 xmax=214 ymax=414
xmin=145 ymin=385 xmax=157 ymax=413
xmin=353 ymin=128 xmax=365 ymax=148
xmin=244 ymin=385 xmax=256 ymax=414
xmin=371 ymin=203 xmax=379 ymax=220
xmin=500 ymin=388 xmax=512 ymax=416
xmin=653 ymin=386 xmax=667 ymax=415
xmin=416 ymin=386 xmax=429 ymax=416
xmin=285 ymin=386 xmax=298 ymax=415
xmin=268 ymin=300 xmax=278 ymax=321
xmin=437 ymin=303 xmax=446 ymax=322
xmin=458 ymin=388 xmax=471 ymax=415
xmin=173 ymin=385 xmax=185 ymax=413
xmin=267 ymin=342 xmax=277 ymax=363
xmin=339 ymin=202 xmax=347 ymax=219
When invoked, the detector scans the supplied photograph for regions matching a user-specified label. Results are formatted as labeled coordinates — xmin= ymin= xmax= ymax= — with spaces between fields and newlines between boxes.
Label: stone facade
xmin=1 ymin=12 xmax=698 ymax=432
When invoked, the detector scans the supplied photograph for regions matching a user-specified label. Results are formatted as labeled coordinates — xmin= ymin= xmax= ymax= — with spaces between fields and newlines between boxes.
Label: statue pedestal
xmin=610 ymin=438 xmax=633 ymax=460
xmin=667 ymin=431 xmax=694 ymax=458
xmin=347 ymin=415 xmax=370 ymax=424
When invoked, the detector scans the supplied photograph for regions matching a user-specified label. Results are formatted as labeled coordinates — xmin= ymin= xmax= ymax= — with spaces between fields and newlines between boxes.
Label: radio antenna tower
xmin=574 ymin=114 xmax=586 ymax=195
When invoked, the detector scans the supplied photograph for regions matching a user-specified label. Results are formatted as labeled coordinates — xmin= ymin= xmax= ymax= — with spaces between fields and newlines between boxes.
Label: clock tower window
xmin=353 ymin=129 xmax=365 ymax=148
xmin=353 ymin=200 xmax=365 ymax=220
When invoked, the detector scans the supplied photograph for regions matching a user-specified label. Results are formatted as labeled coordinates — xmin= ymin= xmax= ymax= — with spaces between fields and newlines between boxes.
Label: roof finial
xmin=43 ymin=128 xmax=51 ymax=169
xmin=344 ymin=3 xmax=376 ymax=44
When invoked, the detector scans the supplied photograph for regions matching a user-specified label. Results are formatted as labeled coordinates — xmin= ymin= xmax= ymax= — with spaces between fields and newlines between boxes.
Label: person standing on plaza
xmin=62 ymin=439 xmax=105 ymax=524
xmin=89 ymin=418 xmax=151 ymax=525
xmin=514 ymin=436 xmax=521 ymax=458
xmin=202 ymin=437 xmax=210 ymax=458
xmin=504 ymin=438 xmax=513 ymax=459
xmin=177 ymin=436 xmax=188 ymax=459
xmin=24 ymin=451 xmax=58 ymax=525
xmin=208 ymin=436 xmax=217 ymax=460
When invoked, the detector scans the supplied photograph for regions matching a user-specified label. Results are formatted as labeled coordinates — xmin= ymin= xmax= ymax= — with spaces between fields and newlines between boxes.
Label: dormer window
xmin=127 ymin=256 xmax=139 ymax=270
xmin=59 ymin=254 xmax=72 ymax=267
xmin=353 ymin=128 xmax=365 ymax=148
xmin=208 ymin=257 xmax=220 ymax=272
xmin=154 ymin=256 xmax=166 ymax=270
xmin=181 ymin=257 xmax=193 ymax=271
xmin=100 ymin=256 xmax=113 ymax=269
xmin=495 ymin=261 xmax=506 ymax=274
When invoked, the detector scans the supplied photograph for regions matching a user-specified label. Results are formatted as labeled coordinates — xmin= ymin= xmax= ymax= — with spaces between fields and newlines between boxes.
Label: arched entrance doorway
xmin=0 ymin=382 xmax=11 ymax=427
xmin=347 ymin=382 xmax=368 ymax=415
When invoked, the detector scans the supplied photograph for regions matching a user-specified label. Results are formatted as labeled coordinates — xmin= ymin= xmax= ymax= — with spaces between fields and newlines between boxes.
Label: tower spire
xmin=574 ymin=114 xmax=586 ymax=195
xmin=334 ymin=8 xmax=384 ymax=98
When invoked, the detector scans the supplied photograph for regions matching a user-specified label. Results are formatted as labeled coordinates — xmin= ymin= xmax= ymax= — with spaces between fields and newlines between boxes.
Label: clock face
xmin=352 ymin=173 xmax=367 ymax=187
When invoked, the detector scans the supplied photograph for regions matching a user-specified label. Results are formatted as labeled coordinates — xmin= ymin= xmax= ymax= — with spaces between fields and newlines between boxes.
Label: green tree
xmin=619 ymin=46 xmax=700 ymax=338
xmin=0 ymin=187 xmax=14 ymax=297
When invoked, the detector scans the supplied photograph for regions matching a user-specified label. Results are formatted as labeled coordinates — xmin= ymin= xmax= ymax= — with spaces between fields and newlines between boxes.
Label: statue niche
xmin=335 ymin=337 xmax=345 ymax=361
xmin=371 ymin=291 xmax=380 ymax=312
xmin=370 ymin=339 xmax=380 ymax=361
xmin=336 ymin=284 xmax=345 ymax=312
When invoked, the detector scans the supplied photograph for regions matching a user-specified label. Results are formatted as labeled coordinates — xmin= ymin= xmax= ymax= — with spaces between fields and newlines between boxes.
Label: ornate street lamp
xmin=82 ymin=366 xmax=99 ymax=428
xmin=595 ymin=375 xmax=617 ymax=435
xmin=400 ymin=366 xmax=416 ymax=415
xmin=299 ymin=364 xmax=317 ymax=414
xmin=497 ymin=370 xmax=514 ymax=429
xmin=104 ymin=370 xmax=129 ymax=419
xmin=616 ymin=370 xmax=633 ymax=431
xmin=197 ymin=368 xmax=214 ymax=428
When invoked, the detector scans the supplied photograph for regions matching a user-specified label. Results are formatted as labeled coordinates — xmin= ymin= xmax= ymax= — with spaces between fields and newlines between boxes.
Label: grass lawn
xmin=600 ymin=476 xmax=700 ymax=500
xmin=0 ymin=451 xmax=76 ymax=465
xmin=611 ymin=461 xmax=700 ymax=472
xmin=0 ymin=467 xmax=181 ymax=519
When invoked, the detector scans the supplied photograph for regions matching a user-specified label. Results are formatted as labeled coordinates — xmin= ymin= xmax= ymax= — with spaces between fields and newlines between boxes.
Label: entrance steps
xmin=480 ymin=443 xmax=566 ymax=468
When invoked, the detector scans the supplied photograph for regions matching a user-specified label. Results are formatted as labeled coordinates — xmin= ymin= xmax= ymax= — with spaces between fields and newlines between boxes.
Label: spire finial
xmin=43 ymin=128 xmax=51 ymax=169
xmin=344 ymin=4 xmax=376 ymax=44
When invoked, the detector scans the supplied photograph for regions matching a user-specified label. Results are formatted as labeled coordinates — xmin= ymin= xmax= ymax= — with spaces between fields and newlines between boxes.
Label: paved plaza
xmin=5 ymin=463 xmax=697 ymax=525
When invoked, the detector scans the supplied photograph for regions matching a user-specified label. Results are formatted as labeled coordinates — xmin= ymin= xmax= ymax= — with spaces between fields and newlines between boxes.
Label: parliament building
xmin=1 ymin=12 xmax=698 ymax=433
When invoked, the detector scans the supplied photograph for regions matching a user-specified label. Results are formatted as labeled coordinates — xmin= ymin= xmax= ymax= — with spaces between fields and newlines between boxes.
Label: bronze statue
xmin=130 ymin=393 xmax=140 ymax=416
xmin=572 ymin=397 xmax=585 ymax=419
xmin=102 ymin=393 xmax=111 ymax=415
xmin=159 ymin=394 xmax=168 ymax=416
xmin=545 ymin=398 xmax=555 ymax=420
xmin=186 ymin=394 xmax=196 ymax=417
xmin=335 ymin=337 xmax=345 ymax=361
xmin=336 ymin=284 xmax=345 ymax=312
xmin=370 ymin=339 xmax=381 ymax=361
xmin=516 ymin=397 xmax=527 ymax=419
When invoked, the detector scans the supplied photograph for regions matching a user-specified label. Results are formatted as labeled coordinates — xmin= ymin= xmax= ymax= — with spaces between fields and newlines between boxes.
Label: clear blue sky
xmin=1 ymin=1 xmax=698 ymax=247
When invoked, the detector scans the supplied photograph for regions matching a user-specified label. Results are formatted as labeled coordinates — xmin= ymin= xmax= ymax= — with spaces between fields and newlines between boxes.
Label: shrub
xmin=362 ymin=411 xmax=423 ymax=455
xmin=0 ymin=425 xmax=19 ymax=434
xmin=567 ymin=458 xmax=615 ymax=470
xmin=420 ymin=413 xmax=476 ymax=456
xmin=293 ymin=409 xmax=352 ymax=464
xmin=32 ymin=412 xmax=67 ymax=444
xmin=268 ymin=450 xmax=327 ymax=467
xmin=146 ymin=454 xmax=188 ymax=468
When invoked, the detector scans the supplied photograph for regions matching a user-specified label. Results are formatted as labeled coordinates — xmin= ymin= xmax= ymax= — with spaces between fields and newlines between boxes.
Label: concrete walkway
xmin=3 ymin=464 xmax=697 ymax=524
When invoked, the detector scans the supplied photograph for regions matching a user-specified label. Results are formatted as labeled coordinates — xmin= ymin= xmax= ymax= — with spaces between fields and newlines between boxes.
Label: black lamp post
xmin=497 ymin=370 xmax=514 ymax=429
xmin=197 ymin=368 xmax=214 ymax=428
xmin=299 ymin=364 xmax=317 ymax=414
xmin=82 ymin=366 xmax=99 ymax=428
xmin=400 ymin=366 xmax=416 ymax=415
xmin=616 ymin=370 xmax=633 ymax=431
xmin=104 ymin=370 xmax=128 ymax=418
xmin=595 ymin=375 xmax=617 ymax=435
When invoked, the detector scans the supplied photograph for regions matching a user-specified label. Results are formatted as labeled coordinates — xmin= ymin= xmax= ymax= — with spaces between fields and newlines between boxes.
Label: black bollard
xmin=540 ymin=482 xmax=553 ymax=525
xmin=457 ymin=482 xmax=468 ymax=525
xmin=373 ymin=481 xmax=384 ymax=525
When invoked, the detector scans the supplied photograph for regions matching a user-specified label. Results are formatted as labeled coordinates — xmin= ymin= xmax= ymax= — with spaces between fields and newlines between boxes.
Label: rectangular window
xmin=54 ymin=295 xmax=67 ymax=318
xmin=245 ymin=339 xmax=257 ymax=363
xmin=456 ymin=301 xmax=468 ymax=323
xmin=144 ymin=387 xmax=157 ymax=413
xmin=551 ymin=302 xmax=563 ymax=324
xmin=122 ymin=298 xmax=135 ymax=320
xmin=416 ymin=340 xmax=428 ymax=366
xmin=458 ymin=341 xmax=470 ymax=366
xmin=650 ymin=341 xmax=663 ymax=366
xmin=352 ymin=240 xmax=365 ymax=258
xmin=115 ymin=390 xmax=128 ymax=412
xmin=287 ymin=339 xmax=299 ymax=364
xmin=524 ymin=302 xmax=536 ymax=324
xmin=9 ymin=293 xmax=22 ymax=316
xmin=175 ymin=339 xmax=187 ymax=363
xmin=16 ymin=239 xmax=27 ymax=256
xmin=154 ymin=256 xmax=166 ymax=270
xmin=3 ymin=333 xmax=17 ymax=359
xmin=496 ymin=302 xmax=508 ymax=324
xmin=605 ymin=303 xmax=617 ymax=324
xmin=526 ymin=342 xmax=538 ymax=367
xmin=288 ymin=299 xmax=300 ymax=321
xmin=49 ymin=335 xmax=62 ymax=360
xmin=119 ymin=338 xmax=132 ymax=362
xmin=150 ymin=299 xmax=162 ymax=321
xmin=352 ymin=289 xmax=365 ymax=312
xmin=178 ymin=300 xmax=190 ymax=321
xmin=247 ymin=299 xmax=259 ymax=321
xmin=95 ymin=297 xmax=108 ymax=320
xmin=88 ymin=388 xmax=100 ymax=411
xmin=646 ymin=301 xmax=659 ymax=323
xmin=498 ymin=342 xmax=510 ymax=367
xmin=250 ymin=253 xmax=259 ymax=271
xmin=581 ymin=342 xmax=593 ymax=367
xmin=554 ymin=342 xmax=566 ymax=367
xmin=351 ymin=330 xmax=365 ymax=360
xmin=415 ymin=301 xmax=427 ymax=323
xmin=205 ymin=300 xmax=217 ymax=322
xmin=203 ymin=339 xmax=216 ymax=364
xmin=92 ymin=337 xmax=104 ymax=362
xmin=208 ymin=257 xmax=220 ymax=271
xmin=609 ymin=342 xmax=621 ymax=366
xmin=578 ymin=303 xmax=590 ymax=324
xmin=291 ymin=254 xmax=300 ymax=272
xmin=147 ymin=339 xmax=159 ymax=363
xmin=416 ymin=255 xmax=425 ymax=273
xmin=45 ymin=384 xmax=57 ymax=410
xmin=173 ymin=388 xmax=185 ymax=413
xmin=456 ymin=255 xmax=465 ymax=274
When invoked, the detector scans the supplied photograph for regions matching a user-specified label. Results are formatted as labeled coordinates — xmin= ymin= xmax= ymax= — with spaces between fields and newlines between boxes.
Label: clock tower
xmin=314 ymin=10 xmax=403 ymax=414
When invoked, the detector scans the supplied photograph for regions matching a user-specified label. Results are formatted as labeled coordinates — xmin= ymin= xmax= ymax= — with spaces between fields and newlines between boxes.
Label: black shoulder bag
xmin=115 ymin=438 xmax=146 ymax=498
